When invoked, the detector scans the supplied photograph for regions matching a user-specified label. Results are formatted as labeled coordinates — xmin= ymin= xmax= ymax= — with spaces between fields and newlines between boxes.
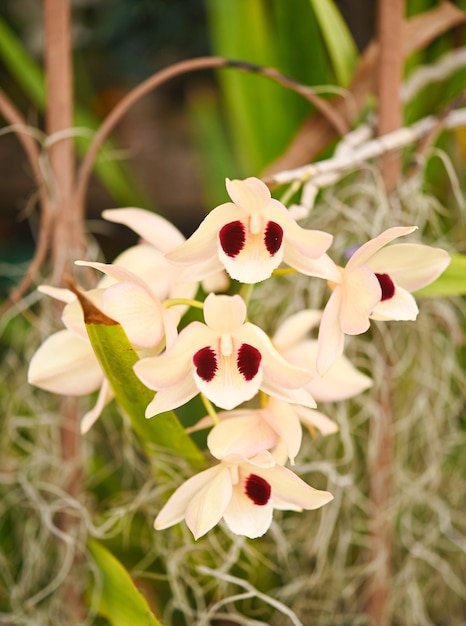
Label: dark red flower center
xmin=237 ymin=344 xmax=261 ymax=381
xmin=264 ymin=221 xmax=283 ymax=256
xmin=245 ymin=473 xmax=271 ymax=506
xmin=375 ymin=272 xmax=395 ymax=301
xmin=193 ymin=347 xmax=218 ymax=382
xmin=219 ymin=221 xmax=246 ymax=258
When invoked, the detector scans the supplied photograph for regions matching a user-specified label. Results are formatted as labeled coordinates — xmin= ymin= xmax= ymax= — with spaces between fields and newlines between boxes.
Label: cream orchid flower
xmin=165 ymin=177 xmax=333 ymax=284
xmin=154 ymin=450 xmax=333 ymax=539
xmin=134 ymin=293 xmax=316 ymax=417
xmin=311 ymin=227 xmax=451 ymax=374
xmin=27 ymin=286 xmax=113 ymax=433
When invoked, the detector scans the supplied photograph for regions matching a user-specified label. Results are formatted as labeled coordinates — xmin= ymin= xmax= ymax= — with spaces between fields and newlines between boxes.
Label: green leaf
xmin=414 ymin=254 xmax=466 ymax=297
xmin=308 ymin=0 xmax=358 ymax=86
xmin=70 ymin=284 xmax=204 ymax=466
xmin=88 ymin=540 xmax=163 ymax=626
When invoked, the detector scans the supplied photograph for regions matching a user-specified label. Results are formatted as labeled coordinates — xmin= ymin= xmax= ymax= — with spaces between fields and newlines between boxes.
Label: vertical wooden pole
xmin=43 ymin=1 xmax=84 ymax=619
xmin=43 ymin=0 xmax=86 ymax=282
xmin=376 ymin=0 xmax=405 ymax=190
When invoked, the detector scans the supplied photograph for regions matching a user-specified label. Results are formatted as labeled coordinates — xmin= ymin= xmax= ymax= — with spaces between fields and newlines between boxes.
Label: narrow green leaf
xmin=70 ymin=284 xmax=204 ymax=466
xmin=88 ymin=540 xmax=163 ymax=626
xmin=415 ymin=254 xmax=466 ymax=297
xmin=308 ymin=0 xmax=358 ymax=85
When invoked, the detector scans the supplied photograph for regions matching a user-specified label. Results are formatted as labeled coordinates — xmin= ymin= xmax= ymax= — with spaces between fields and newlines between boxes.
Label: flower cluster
xmin=28 ymin=177 xmax=450 ymax=539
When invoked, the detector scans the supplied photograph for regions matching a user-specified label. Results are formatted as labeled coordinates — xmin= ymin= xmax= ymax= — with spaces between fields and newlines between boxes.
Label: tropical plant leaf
xmin=88 ymin=540 xmax=163 ymax=626
xmin=69 ymin=282 xmax=204 ymax=466
xmin=415 ymin=253 xmax=466 ymax=297
xmin=308 ymin=0 xmax=358 ymax=86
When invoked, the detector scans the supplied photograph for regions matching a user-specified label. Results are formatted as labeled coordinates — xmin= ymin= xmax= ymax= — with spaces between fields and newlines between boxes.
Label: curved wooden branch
xmin=75 ymin=56 xmax=349 ymax=208
xmin=0 ymin=89 xmax=52 ymax=316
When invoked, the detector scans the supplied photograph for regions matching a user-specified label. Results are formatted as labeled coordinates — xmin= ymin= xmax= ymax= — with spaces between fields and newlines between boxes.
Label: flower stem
xmin=163 ymin=298 xmax=204 ymax=310
xmin=200 ymin=393 xmax=219 ymax=425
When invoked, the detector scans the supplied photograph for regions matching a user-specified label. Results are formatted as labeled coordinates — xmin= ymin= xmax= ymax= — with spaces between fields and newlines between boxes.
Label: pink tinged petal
xmin=102 ymin=282 xmax=165 ymax=349
xmin=263 ymin=398 xmax=303 ymax=464
xmin=154 ymin=464 xmax=226 ymax=530
xmin=340 ymin=267 xmax=381 ymax=335
xmin=144 ymin=376 xmax=199 ymax=417
xmin=294 ymin=405 xmax=339 ymax=436
xmin=317 ymin=288 xmax=345 ymax=376
xmin=28 ymin=330 xmax=102 ymax=395
xmin=203 ymin=293 xmax=246 ymax=332
xmin=81 ymin=379 xmax=114 ymax=434
xmin=273 ymin=310 xmax=322 ymax=351
xmin=223 ymin=485 xmax=274 ymax=538
xmin=241 ymin=323 xmax=312 ymax=390
xmin=346 ymin=226 xmax=417 ymax=270
xmin=185 ymin=466 xmax=233 ymax=539
xmin=207 ymin=414 xmax=279 ymax=460
xmin=225 ymin=176 xmax=271 ymax=209
xmin=166 ymin=203 xmax=242 ymax=265
xmin=370 ymin=285 xmax=419 ymax=321
xmin=102 ymin=207 xmax=186 ymax=252
xmin=366 ymin=243 xmax=451 ymax=292
xmin=262 ymin=464 xmax=334 ymax=511
xmin=75 ymin=260 xmax=149 ymax=293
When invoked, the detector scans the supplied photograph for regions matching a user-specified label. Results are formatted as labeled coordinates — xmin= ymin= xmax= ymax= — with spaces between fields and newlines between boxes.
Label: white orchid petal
xmin=370 ymin=285 xmax=419 ymax=321
xmin=144 ymin=377 xmax=199 ymax=417
xmin=38 ymin=285 xmax=75 ymax=304
xmin=154 ymin=465 xmax=225 ymax=530
xmin=273 ymin=310 xmax=322 ymax=350
xmin=294 ymin=405 xmax=339 ymax=436
xmin=283 ymin=247 xmax=341 ymax=280
xmin=317 ymin=288 xmax=345 ymax=376
xmin=218 ymin=238 xmax=283 ymax=283
xmin=225 ymin=176 xmax=271 ymax=209
xmin=102 ymin=282 xmax=165 ymax=349
xmin=367 ymin=243 xmax=450 ymax=292
xmin=260 ymin=381 xmax=316 ymax=408
xmin=76 ymin=260 xmax=149 ymax=293
xmin=260 ymin=464 xmax=334 ymax=510
xmin=103 ymin=207 xmax=186 ymax=252
xmin=340 ymin=267 xmax=381 ymax=335
xmin=185 ymin=466 xmax=233 ymax=539
xmin=347 ymin=226 xmax=417 ymax=270
xmin=203 ymin=293 xmax=246 ymax=332
xmin=223 ymin=487 xmax=273 ymax=538
xmin=241 ymin=324 xmax=311 ymax=390
xmin=28 ymin=330 xmax=102 ymax=395
xmin=207 ymin=414 xmax=278 ymax=460
xmin=263 ymin=398 xmax=303 ymax=463
xmin=80 ymin=379 xmax=113 ymax=434
xmin=309 ymin=349 xmax=372 ymax=402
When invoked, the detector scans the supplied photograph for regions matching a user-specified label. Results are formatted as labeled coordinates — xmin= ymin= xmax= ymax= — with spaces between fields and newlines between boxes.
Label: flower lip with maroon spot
xmin=375 ymin=272 xmax=395 ymax=301
xmin=245 ymin=473 xmax=271 ymax=505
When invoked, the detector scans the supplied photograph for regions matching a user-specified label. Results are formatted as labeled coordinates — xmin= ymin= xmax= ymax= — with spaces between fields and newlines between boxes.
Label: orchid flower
xmin=312 ymin=227 xmax=451 ymax=374
xmin=27 ymin=286 xmax=113 ymax=433
xmin=134 ymin=293 xmax=316 ymax=416
xmin=154 ymin=450 xmax=333 ymax=539
xmin=165 ymin=177 xmax=333 ymax=284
